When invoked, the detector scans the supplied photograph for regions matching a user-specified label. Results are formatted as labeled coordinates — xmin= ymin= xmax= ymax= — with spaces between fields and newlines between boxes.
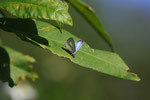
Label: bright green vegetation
xmin=0 ymin=0 xmax=140 ymax=87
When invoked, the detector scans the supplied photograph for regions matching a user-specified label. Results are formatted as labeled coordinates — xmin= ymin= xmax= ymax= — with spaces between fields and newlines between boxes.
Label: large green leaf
xmin=36 ymin=20 xmax=140 ymax=81
xmin=0 ymin=0 xmax=72 ymax=25
xmin=0 ymin=18 xmax=140 ymax=81
xmin=69 ymin=0 xmax=113 ymax=50
xmin=2 ymin=46 xmax=38 ymax=85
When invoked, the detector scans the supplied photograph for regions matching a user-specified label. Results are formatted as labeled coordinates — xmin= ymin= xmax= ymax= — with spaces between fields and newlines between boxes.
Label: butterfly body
xmin=65 ymin=37 xmax=83 ymax=57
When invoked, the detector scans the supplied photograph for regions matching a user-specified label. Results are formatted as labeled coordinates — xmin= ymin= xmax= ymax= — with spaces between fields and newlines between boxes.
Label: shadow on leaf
xmin=0 ymin=47 xmax=14 ymax=87
xmin=61 ymin=47 xmax=75 ymax=58
xmin=0 ymin=18 xmax=49 ymax=47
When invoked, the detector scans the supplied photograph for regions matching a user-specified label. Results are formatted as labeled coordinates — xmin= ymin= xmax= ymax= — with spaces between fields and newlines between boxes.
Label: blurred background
xmin=0 ymin=0 xmax=150 ymax=100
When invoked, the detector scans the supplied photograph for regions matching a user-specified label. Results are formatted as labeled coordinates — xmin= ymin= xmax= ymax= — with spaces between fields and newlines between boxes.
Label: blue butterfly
xmin=65 ymin=37 xmax=83 ymax=57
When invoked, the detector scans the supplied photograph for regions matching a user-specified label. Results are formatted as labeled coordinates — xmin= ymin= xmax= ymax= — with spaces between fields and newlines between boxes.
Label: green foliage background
xmin=0 ymin=0 xmax=149 ymax=100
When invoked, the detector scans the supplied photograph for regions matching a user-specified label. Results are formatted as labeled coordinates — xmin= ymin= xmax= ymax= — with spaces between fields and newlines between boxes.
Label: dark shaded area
xmin=0 ymin=47 xmax=14 ymax=87
xmin=61 ymin=47 xmax=75 ymax=58
xmin=0 ymin=10 xmax=5 ymax=17
xmin=0 ymin=18 xmax=49 ymax=46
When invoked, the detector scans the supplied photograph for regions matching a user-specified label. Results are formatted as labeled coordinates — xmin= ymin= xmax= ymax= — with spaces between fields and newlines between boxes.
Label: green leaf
xmin=0 ymin=18 xmax=140 ymax=81
xmin=0 ymin=0 xmax=72 ymax=25
xmin=3 ymin=46 xmax=38 ymax=85
xmin=36 ymin=20 xmax=140 ymax=81
xmin=69 ymin=0 xmax=113 ymax=50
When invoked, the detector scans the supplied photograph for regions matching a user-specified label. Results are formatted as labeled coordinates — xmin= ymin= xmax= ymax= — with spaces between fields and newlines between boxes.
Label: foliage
xmin=0 ymin=46 xmax=38 ymax=87
xmin=69 ymin=0 xmax=113 ymax=50
xmin=0 ymin=0 xmax=140 ymax=87
xmin=0 ymin=0 xmax=72 ymax=25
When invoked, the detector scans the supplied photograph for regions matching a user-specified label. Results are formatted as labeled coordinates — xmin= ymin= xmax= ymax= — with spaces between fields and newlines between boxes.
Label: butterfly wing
xmin=73 ymin=40 xmax=83 ymax=54
xmin=65 ymin=37 xmax=76 ymax=53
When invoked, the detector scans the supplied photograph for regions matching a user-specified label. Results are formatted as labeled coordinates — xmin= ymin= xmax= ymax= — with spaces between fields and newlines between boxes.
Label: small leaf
xmin=0 ymin=0 xmax=72 ymax=25
xmin=69 ymin=0 xmax=113 ymax=50
xmin=3 ymin=46 xmax=38 ymax=85
xmin=0 ymin=18 xmax=140 ymax=81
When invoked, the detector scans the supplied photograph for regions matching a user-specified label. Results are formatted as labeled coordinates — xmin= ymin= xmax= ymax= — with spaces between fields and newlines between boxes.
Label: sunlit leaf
xmin=0 ymin=18 xmax=140 ymax=81
xmin=69 ymin=0 xmax=113 ymax=50
xmin=0 ymin=0 xmax=72 ymax=25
